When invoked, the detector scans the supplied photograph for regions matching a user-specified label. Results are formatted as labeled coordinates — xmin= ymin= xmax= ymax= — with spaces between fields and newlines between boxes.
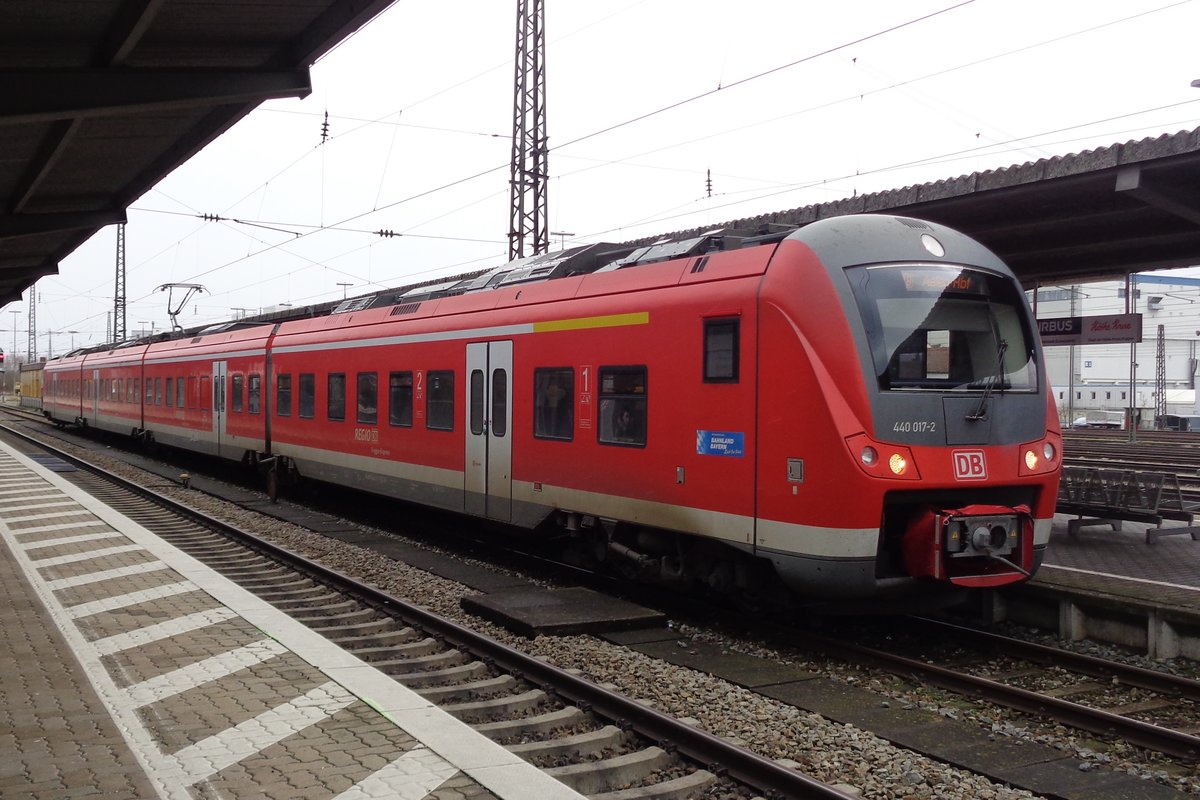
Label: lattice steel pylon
xmin=114 ymin=223 xmax=127 ymax=342
xmin=507 ymin=0 xmax=548 ymax=261
xmin=1155 ymin=323 xmax=1166 ymax=425
xmin=27 ymin=284 xmax=36 ymax=361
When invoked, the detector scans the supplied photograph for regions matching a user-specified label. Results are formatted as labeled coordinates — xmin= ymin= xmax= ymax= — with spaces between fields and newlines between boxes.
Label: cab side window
xmin=703 ymin=318 xmax=739 ymax=382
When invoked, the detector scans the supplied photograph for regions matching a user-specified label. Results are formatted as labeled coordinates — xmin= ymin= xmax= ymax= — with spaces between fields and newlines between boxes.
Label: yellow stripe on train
xmin=533 ymin=311 xmax=649 ymax=333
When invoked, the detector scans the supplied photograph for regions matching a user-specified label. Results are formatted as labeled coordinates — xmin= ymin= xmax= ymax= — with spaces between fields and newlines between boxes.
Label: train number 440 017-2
xmin=893 ymin=420 xmax=936 ymax=433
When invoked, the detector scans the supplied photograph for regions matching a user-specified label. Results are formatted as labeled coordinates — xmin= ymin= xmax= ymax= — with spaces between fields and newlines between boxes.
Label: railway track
xmin=8 ymin=408 xmax=1199 ymax=793
xmin=0 ymin=422 xmax=853 ymax=800
xmin=805 ymin=616 xmax=1200 ymax=762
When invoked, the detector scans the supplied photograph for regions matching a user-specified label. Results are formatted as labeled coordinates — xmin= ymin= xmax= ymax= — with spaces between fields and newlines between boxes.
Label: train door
xmin=213 ymin=361 xmax=227 ymax=456
xmin=89 ymin=368 xmax=99 ymax=424
xmin=465 ymin=341 xmax=513 ymax=521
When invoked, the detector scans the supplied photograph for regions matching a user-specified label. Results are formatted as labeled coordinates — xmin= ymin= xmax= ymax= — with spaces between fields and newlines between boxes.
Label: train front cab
xmin=754 ymin=215 xmax=1060 ymax=600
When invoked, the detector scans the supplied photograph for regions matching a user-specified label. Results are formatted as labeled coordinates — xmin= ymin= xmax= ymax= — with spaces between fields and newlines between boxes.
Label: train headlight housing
xmin=1018 ymin=433 xmax=1061 ymax=476
xmin=846 ymin=434 xmax=920 ymax=480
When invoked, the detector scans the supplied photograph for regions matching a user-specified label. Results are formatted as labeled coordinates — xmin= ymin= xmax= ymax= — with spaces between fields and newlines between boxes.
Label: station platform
xmin=1033 ymin=513 xmax=1200 ymax=605
xmin=0 ymin=440 xmax=583 ymax=800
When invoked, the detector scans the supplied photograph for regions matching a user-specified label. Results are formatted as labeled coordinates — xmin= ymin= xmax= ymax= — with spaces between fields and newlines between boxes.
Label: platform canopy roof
xmin=1 ymin=2 xmax=1198 ymax=306
xmin=0 ymin=0 xmax=397 ymax=305
xmin=640 ymin=127 xmax=1200 ymax=287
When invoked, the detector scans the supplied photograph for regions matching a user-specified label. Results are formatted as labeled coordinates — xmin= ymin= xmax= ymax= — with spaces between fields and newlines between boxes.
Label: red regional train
xmin=43 ymin=215 xmax=1061 ymax=606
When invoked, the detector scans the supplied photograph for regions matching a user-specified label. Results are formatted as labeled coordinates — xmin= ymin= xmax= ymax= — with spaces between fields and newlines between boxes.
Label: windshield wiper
xmin=966 ymin=339 xmax=1008 ymax=421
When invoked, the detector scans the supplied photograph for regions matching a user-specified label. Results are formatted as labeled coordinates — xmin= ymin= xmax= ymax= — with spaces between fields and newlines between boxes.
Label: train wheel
xmin=732 ymin=557 xmax=782 ymax=614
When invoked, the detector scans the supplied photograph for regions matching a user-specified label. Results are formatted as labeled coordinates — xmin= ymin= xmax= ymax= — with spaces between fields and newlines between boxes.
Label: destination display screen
xmin=897 ymin=268 xmax=986 ymax=295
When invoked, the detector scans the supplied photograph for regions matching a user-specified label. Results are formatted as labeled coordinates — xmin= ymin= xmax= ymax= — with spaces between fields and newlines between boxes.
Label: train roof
xmin=49 ymin=214 xmax=986 ymax=363
xmin=44 ymin=223 xmax=795 ymax=363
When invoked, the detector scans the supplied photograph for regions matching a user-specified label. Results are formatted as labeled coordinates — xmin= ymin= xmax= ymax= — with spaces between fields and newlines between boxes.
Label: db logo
xmin=953 ymin=450 xmax=987 ymax=480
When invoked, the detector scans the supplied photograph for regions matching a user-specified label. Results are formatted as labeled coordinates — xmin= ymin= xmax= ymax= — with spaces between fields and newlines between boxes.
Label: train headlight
xmin=846 ymin=434 xmax=919 ymax=479
xmin=1019 ymin=433 xmax=1061 ymax=476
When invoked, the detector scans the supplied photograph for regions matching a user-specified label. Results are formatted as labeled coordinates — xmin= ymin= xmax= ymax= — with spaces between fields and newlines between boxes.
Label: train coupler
xmin=901 ymin=503 xmax=1034 ymax=587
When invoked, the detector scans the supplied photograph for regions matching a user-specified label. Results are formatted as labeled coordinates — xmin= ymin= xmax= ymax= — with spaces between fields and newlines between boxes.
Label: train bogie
xmin=40 ymin=215 xmax=1060 ymax=607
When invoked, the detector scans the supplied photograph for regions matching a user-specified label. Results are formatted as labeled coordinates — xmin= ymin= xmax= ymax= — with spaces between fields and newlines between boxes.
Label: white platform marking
xmin=65 ymin=582 xmax=199 ymax=619
xmin=0 ymin=487 xmax=54 ymax=496
xmin=18 ymin=521 xmax=114 ymax=540
xmin=126 ymin=638 xmax=289 ymax=706
xmin=0 ymin=500 xmax=79 ymax=513
xmin=26 ymin=543 xmax=143 ymax=567
xmin=46 ymin=561 xmax=172 ymax=590
xmin=168 ymin=682 xmax=356 ymax=783
xmin=332 ymin=747 xmax=459 ymax=800
xmin=93 ymin=607 xmax=241 ymax=657
xmin=6 ymin=509 xmax=93 ymax=523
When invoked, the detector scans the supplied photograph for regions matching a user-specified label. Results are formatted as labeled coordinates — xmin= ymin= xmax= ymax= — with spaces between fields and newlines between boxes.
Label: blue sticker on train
xmin=696 ymin=430 xmax=744 ymax=457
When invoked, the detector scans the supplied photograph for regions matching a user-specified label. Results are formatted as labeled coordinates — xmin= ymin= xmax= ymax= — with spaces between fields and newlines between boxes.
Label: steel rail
xmin=801 ymin=629 xmax=1200 ymax=761
xmin=912 ymin=617 xmax=1200 ymax=701
xmin=0 ymin=422 xmax=856 ymax=800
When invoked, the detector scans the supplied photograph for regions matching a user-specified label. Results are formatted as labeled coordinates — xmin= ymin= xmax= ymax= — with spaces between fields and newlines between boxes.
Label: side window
xmin=598 ymin=366 xmax=647 ymax=447
xmin=534 ymin=367 xmax=574 ymax=440
xmin=388 ymin=371 xmax=413 ymax=427
xmin=176 ymin=377 xmax=186 ymax=407
xmin=231 ymin=374 xmax=244 ymax=413
xmin=328 ymin=373 xmax=346 ymax=421
xmin=200 ymin=376 xmax=211 ymax=411
xmin=276 ymin=374 xmax=292 ymax=417
xmin=186 ymin=377 xmax=195 ymax=409
xmin=155 ymin=377 xmax=163 ymax=406
xmin=426 ymin=370 xmax=454 ymax=431
xmin=703 ymin=318 xmax=739 ymax=382
xmin=248 ymin=374 xmax=261 ymax=414
xmin=165 ymin=378 xmax=174 ymax=407
xmin=145 ymin=377 xmax=153 ymax=404
xmin=357 ymin=372 xmax=378 ymax=424
xmin=491 ymin=369 xmax=507 ymax=438
xmin=469 ymin=370 xmax=485 ymax=435
xmin=299 ymin=373 xmax=315 ymax=419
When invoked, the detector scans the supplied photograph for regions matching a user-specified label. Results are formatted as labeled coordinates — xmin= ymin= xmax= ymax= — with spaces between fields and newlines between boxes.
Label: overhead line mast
xmin=114 ymin=222 xmax=127 ymax=343
xmin=508 ymin=0 xmax=549 ymax=261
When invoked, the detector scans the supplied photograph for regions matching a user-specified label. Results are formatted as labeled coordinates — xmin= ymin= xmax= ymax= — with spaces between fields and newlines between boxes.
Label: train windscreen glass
xmin=848 ymin=264 xmax=1037 ymax=392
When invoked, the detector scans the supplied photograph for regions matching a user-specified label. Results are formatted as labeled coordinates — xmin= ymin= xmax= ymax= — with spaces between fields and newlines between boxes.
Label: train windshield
xmin=847 ymin=264 xmax=1037 ymax=392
